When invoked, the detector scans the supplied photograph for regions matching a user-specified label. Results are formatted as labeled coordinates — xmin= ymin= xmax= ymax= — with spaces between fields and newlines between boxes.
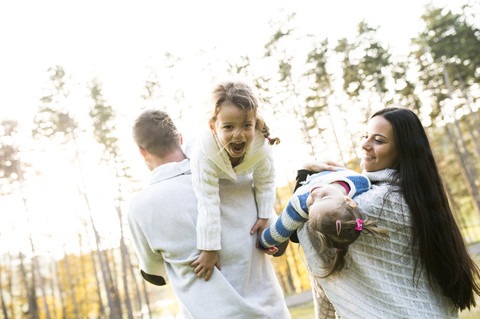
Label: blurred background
xmin=1 ymin=0 xmax=480 ymax=318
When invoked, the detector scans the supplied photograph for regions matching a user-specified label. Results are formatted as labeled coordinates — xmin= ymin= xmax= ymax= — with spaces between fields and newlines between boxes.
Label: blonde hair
xmin=306 ymin=202 xmax=388 ymax=278
xmin=209 ymin=81 xmax=280 ymax=145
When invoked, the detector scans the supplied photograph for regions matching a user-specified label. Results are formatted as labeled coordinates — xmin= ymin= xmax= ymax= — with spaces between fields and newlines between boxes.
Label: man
xmin=128 ymin=109 xmax=291 ymax=319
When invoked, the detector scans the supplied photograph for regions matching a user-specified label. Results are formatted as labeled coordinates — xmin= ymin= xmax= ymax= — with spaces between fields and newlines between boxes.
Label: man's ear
xmin=345 ymin=197 xmax=357 ymax=208
xmin=139 ymin=147 xmax=148 ymax=160
xmin=179 ymin=133 xmax=183 ymax=145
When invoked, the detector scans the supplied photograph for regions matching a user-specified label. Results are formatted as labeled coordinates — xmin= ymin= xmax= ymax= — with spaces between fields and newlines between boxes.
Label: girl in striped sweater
xmin=260 ymin=164 xmax=387 ymax=277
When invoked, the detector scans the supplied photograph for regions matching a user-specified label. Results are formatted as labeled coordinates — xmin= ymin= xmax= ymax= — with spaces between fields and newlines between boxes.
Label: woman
xmin=295 ymin=107 xmax=480 ymax=318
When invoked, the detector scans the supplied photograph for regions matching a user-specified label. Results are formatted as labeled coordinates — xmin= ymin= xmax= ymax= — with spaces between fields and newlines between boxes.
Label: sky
xmin=0 ymin=0 xmax=457 ymax=255
xmin=0 ymin=0 xmax=452 ymax=122
xmin=0 ymin=0 xmax=454 ymax=169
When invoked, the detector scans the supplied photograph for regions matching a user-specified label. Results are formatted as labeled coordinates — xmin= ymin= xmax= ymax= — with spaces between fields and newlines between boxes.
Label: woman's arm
xmin=295 ymin=161 xmax=344 ymax=191
xmin=294 ymin=169 xmax=313 ymax=191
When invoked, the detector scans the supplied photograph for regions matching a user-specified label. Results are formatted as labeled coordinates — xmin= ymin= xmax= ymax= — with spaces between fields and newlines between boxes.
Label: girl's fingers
xmin=205 ymin=269 xmax=212 ymax=281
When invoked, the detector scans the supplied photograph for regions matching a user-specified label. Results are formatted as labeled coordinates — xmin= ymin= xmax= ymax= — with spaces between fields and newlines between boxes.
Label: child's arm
xmin=259 ymin=195 xmax=309 ymax=249
xmin=252 ymin=149 xmax=276 ymax=220
xmin=189 ymin=147 xmax=223 ymax=280
xmin=190 ymin=153 xmax=223 ymax=251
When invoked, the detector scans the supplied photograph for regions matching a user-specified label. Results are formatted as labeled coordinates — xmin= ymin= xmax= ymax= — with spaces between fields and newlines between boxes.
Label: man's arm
xmin=127 ymin=207 xmax=167 ymax=285
xmin=141 ymin=270 xmax=166 ymax=286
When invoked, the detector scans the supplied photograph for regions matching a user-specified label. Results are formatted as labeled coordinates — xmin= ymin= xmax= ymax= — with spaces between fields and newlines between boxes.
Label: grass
xmin=289 ymin=301 xmax=314 ymax=319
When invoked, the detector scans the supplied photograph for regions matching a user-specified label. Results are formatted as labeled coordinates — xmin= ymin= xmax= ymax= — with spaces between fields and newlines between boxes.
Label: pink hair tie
xmin=267 ymin=136 xmax=271 ymax=141
xmin=355 ymin=219 xmax=363 ymax=231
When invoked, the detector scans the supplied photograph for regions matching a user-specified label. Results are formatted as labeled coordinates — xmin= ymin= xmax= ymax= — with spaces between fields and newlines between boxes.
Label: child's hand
xmin=250 ymin=218 xmax=268 ymax=236
xmin=190 ymin=250 xmax=221 ymax=281
xmin=261 ymin=246 xmax=279 ymax=256
xmin=301 ymin=160 xmax=343 ymax=172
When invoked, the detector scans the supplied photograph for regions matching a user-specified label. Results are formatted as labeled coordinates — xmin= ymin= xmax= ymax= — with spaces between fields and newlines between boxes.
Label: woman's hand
xmin=301 ymin=160 xmax=344 ymax=172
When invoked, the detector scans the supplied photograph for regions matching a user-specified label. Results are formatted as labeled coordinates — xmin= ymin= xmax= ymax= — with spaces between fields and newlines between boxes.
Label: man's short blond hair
xmin=132 ymin=109 xmax=181 ymax=158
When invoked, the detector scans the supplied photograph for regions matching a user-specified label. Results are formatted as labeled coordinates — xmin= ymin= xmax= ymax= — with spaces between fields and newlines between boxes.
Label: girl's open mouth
xmin=230 ymin=142 xmax=246 ymax=155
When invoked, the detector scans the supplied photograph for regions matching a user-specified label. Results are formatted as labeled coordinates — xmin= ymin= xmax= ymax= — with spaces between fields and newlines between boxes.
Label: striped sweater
xmin=259 ymin=168 xmax=370 ymax=249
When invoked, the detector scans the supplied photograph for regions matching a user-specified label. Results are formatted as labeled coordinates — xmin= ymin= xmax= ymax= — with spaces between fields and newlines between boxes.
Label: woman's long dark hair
xmin=373 ymin=107 xmax=480 ymax=310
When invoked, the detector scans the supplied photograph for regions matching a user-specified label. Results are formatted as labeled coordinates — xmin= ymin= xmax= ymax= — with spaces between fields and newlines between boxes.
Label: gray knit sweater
xmin=297 ymin=168 xmax=459 ymax=319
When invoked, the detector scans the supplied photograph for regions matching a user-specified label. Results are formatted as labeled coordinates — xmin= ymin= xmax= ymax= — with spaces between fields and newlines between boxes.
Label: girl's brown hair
xmin=307 ymin=202 xmax=388 ymax=278
xmin=209 ymin=81 xmax=280 ymax=145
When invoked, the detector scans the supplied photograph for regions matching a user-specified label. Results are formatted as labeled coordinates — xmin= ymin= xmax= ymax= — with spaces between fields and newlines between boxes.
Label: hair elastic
xmin=355 ymin=219 xmax=363 ymax=231
xmin=336 ymin=248 xmax=343 ymax=252
xmin=336 ymin=220 xmax=342 ymax=235
xmin=267 ymin=136 xmax=271 ymax=141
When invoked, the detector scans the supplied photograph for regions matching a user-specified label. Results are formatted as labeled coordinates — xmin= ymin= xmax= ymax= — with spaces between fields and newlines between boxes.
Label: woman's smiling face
xmin=212 ymin=103 xmax=256 ymax=166
xmin=360 ymin=115 xmax=399 ymax=172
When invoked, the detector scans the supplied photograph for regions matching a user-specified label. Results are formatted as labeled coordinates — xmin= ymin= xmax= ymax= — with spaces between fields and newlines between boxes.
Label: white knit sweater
xmin=190 ymin=129 xmax=276 ymax=250
xmin=297 ymin=169 xmax=459 ymax=319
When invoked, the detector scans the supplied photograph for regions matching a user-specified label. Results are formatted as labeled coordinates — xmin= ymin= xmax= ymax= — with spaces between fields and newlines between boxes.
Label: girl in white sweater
xmin=189 ymin=81 xmax=280 ymax=280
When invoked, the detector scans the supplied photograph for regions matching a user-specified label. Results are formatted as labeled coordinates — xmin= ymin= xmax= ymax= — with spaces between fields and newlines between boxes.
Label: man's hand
xmin=190 ymin=250 xmax=221 ymax=281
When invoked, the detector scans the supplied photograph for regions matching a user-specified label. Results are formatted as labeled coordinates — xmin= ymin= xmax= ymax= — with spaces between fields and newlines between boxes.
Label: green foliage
xmin=88 ymin=78 xmax=119 ymax=156
xmin=419 ymin=6 xmax=480 ymax=82
xmin=335 ymin=21 xmax=391 ymax=101
xmin=32 ymin=66 xmax=78 ymax=142
xmin=412 ymin=4 xmax=480 ymax=121
xmin=0 ymin=120 xmax=21 ymax=184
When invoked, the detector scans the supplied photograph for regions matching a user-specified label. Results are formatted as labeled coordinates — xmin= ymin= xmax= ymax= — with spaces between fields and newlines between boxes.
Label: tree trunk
xmin=90 ymin=221 xmax=119 ymax=319
xmin=77 ymin=234 xmax=88 ymax=318
xmin=52 ymin=255 xmax=66 ymax=319
xmin=69 ymin=126 xmax=119 ymax=319
xmin=19 ymin=252 xmax=39 ymax=319
xmin=127 ymin=247 xmax=150 ymax=318
xmin=89 ymin=249 xmax=106 ymax=318
xmin=63 ymin=251 xmax=80 ymax=319
xmin=32 ymin=254 xmax=52 ymax=319
xmin=326 ymin=103 xmax=346 ymax=165
xmin=119 ymin=238 xmax=134 ymax=319
xmin=453 ymin=65 xmax=480 ymax=136
xmin=115 ymin=174 xmax=133 ymax=319
xmin=21 ymin=184 xmax=52 ymax=319
xmin=442 ymin=66 xmax=480 ymax=217
xmin=47 ymin=257 xmax=58 ymax=319
xmin=444 ymin=124 xmax=480 ymax=218
xmin=0 ymin=265 xmax=10 ymax=319
xmin=6 ymin=252 xmax=15 ymax=319
xmin=103 ymin=248 xmax=123 ymax=319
